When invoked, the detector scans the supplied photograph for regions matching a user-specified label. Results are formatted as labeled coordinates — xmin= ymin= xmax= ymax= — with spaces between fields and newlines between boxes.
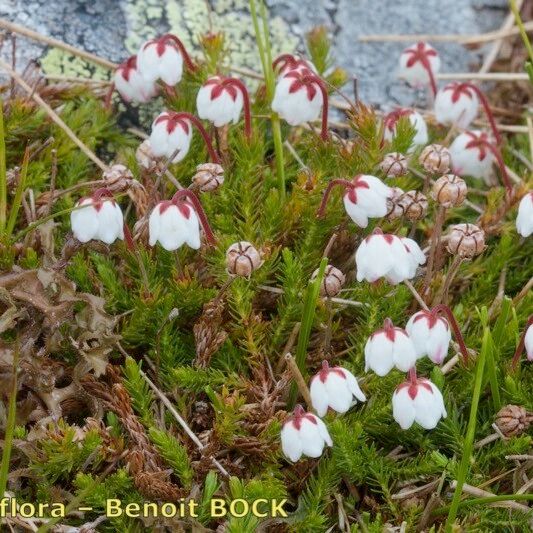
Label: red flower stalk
xmin=161 ymin=34 xmax=197 ymax=72
xmin=222 ymin=77 xmax=252 ymax=139
xmin=316 ymin=178 xmax=354 ymax=217
xmin=403 ymin=42 xmax=438 ymax=96
xmin=512 ymin=315 xmax=533 ymax=370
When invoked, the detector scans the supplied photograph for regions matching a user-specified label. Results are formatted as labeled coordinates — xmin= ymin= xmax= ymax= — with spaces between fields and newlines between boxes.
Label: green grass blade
xmin=0 ymin=341 xmax=19 ymax=498
xmin=6 ymin=147 xmax=29 ymax=238
xmin=288 ymin=257 xmax=327 ymax=408
xmin=0 ymin=100 xmax=7 ymax=233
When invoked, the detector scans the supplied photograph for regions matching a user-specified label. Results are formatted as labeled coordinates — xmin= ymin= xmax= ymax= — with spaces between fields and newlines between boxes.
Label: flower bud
xmin=192 ymin=163 xmax=224 ymax=192
xmin=432 ymin=174 xmax=467 ymax=207
xmin=226 ymin=241 xmax=262 ymax=277
xmin=400 ymin=190 xmax=428 ymax=221
xmin=311 ymin=265 xmax=345 ymax=297
xmin=379 ymin=152 xmax=408 ymax=178
xmin=447 ymin=223 xmax=485 ymax=258
xmin=419 ymin=144 xmax=451 ymax=174
xmin=495 ymin=404 xmax=532 ymax=437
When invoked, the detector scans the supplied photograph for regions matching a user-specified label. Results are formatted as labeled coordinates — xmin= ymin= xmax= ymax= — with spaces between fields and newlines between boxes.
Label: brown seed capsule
xmin=399 ymin=190 xmax=428 ymax=221
xmin=226 ymin=241 xmax=262 ymax=277
xmin=136 ymin=139 xmax=161 ymax=172
xmin=379 ymin=152 xmax=408 ymax=178
xmin=311 ymin=265 xmax=345 ymax=298
xmin=432 ymin=174 xmax=467 ymax=207
xmin=419 ymin=144 xmax=452 ymax=174
xmin=103 ymin=164 xmax=134 ymax=186
xmin=446 ymin=223 xmax=486 ymax=258
xmin=495 ymin=404 xmax=532 ymax=437
xmin=386 ymin=187 xmax=408 ymax=220
xmin=192 ymin=163 xmax=224 ymax=192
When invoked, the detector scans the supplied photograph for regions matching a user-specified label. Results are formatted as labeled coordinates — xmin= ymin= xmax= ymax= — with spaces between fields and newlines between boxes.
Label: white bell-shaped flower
xmin=113 ymin=56 xmax=158 ymax=103
xmin=149 ymin=111 xmax=220 ymax=164
xmin=272 ymin=53 xmax=317 ymax=77
xmin=310 ymin=361 xmax=366 ymax=417
xmin=516 ymin=192 xmax=533 ymax=237
xmin=364 ymin=318 xmax=417 ymax=376
xmin=392 ymin=374 xmax=447 ymax=430
xmin=383 ymin=109 xmax=428 ymax=150
xmin=317 ymin=175 xmax=393 ymax=228
xmin=355 ymin=229 xmax=421 ymax=285
xmin=400 ymin=237 xmax=426 ymax=281
xmin=525 ymin=323 xmax=533 ymax=361
xmin=406 ymin=310 xmax=452 ymax=364
xmin=272 ymin=70 xmax=329 ymax=139
xmin=281 ymin=405 xmax=332 ymax=462
xmin=71 ymin=189 xmax=124 ymax=245
xmin=149 ymin=190 xmax=216 ymax=251
xmin=137 ymin=34 xmax=195 ymax=86
xmin=449 ymin=130 xmax=494 ymax=180
xmin=434 ymin=83 xmax=479 ymax=129
xmin=398 ymin=42 xmax=440 ymax=95
xmin=196 ymin=76 xmax=251 ymax=137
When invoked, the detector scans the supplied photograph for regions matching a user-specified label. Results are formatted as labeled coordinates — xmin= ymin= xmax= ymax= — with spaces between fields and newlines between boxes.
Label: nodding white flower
xmin=149 ymin=111 xmax=220 ymax=164
xmin=434 ymin=82 xmax=501 ymax=144
xmin=196 ymin=76 xmax=251 ymax=137
xmin=365 ymin=319 xmax=417 ymax=376
xmin=406 ymin=310 xmax=452 ymax=364
xmin=149 ymin=190 xmax=215 ymax=251
xmin=71 ymin=189 xmax=124 ymax=245
xmin=281 ymin=405 xmax=332 ymax=462
xmin=401 ymin=237 xmax=426 ymax=280
xmin=516 ymin=192 xmax=533 ymax=237
xmin=525 ymin=323 xmax=533 ymax=361
xmin=449 ymin=131 xmax=511 ymax=192
xmin=317 ymin=175 xmax=393 ymax=228
xmin=355 ymin=229 xmax=422 ymax=285
xmin=392 ymin=374 xmax=447 ymax=430
xmin=113 ymin=56 xmax=158 ymax=103
xmin=137 ymin=34 xmax=195 ymax=86
xmin=383 ymin=108 xmax=428 ymax=150
xmin=272 ymin=53 xmax=317 ymax=77
xmin=434 ymin=83 xmax=479 ymax=129
xmin=398 ymin=42 xmax=440 ymax=95
xmin=310 ymin=361 xmax=366 ymax=417
xmin=272 ymin=70 xmax=329 ymax=139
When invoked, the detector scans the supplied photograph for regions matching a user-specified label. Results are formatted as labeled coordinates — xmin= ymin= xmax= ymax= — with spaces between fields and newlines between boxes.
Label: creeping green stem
xmin=249 ymin=0 xmax=286 ymax=200
xmin=445 ymin=326 xmax=489 ymax=531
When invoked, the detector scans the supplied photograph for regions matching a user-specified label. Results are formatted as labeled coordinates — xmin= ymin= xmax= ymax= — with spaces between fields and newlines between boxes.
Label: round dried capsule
xmin=419 ymin=144 xmax=452 ymax=174
xmin=226 ymin=241 xmax=262 ymax=277
xmin=103 ymin=164 xmax=134 ymax=187
xmin=386 ymin=187 xmax=407 ymax=220
xmin=136 ymin=139 xmax=160 ymax=172
xmin=495 ymin=404 xmax=532 ymax=437
xmin=446 ymin=223 xmax=485 ymax=258
xmin=432 ymin=174 xmax=467 ymax=207
xmin=311 ymin=265 xmax=345 ymax=298
xmin=379 ymin=152 xmax=408 ymax=178
xmin=400 ymin=190 xmax=428 ymax=221
xmin=192 ymin=163 xmax=224 ymax=192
